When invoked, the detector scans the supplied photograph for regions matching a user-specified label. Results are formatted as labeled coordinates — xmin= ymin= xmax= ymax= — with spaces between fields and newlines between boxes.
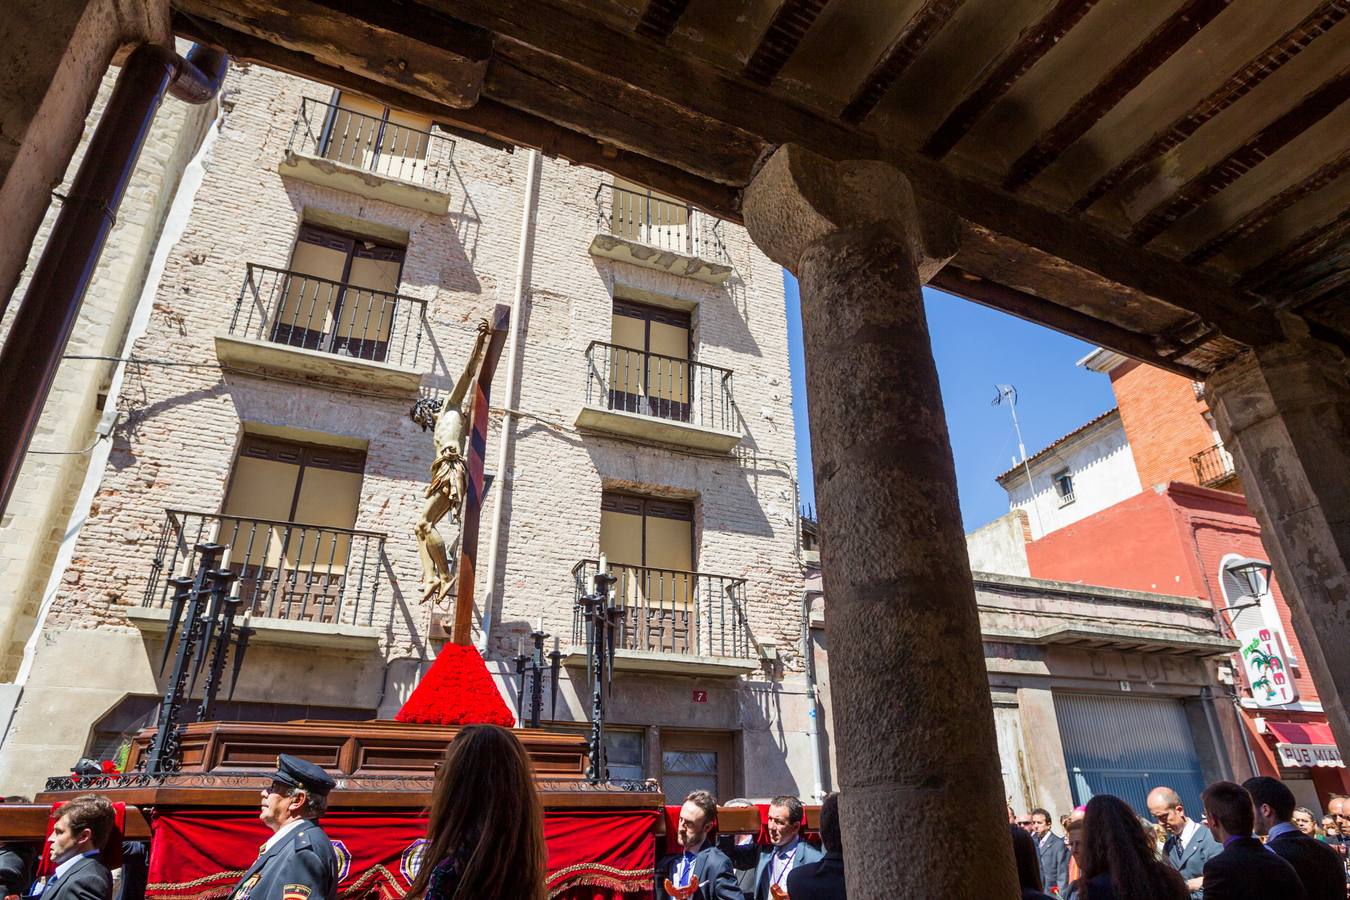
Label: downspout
xmin=477 ymin=149 xmax=541 ymax=651
xmin=0 ymin=43 xmax=228 ymax=519
xmin=803 ymin=590 xmax=825 ymax=801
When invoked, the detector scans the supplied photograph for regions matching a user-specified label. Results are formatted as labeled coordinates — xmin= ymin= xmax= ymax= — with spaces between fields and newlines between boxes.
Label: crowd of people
xmin=11 ymin=734 xmax=1350 ymax=900
xmin=1012 ymin=778 xmax=1350 ymax=899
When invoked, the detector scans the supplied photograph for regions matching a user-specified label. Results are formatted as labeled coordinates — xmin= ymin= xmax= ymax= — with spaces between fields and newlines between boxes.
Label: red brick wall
xmin=1109 ymin=360 xmax=1216 ymax=489
xmin=1026 ymin=484 xmax=1323 ymax=705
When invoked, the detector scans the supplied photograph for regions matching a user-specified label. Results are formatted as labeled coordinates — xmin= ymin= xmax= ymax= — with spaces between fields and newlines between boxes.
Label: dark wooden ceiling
xmin=170 ymin=0 xmax=1350 ymax=378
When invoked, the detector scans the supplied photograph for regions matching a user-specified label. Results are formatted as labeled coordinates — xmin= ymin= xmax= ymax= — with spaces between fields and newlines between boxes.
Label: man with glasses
xmin=1149 ymin=786 xmax=1222 ymax=898
xmin=228 ymin=755 xmax=339 ymax=900
xmin=1016 ymin=814 xmax=1035 ymax=832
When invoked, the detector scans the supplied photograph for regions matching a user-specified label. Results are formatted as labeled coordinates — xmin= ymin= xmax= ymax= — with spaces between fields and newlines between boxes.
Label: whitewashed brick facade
xmin=0 ymin=62 xmax=810 ymax=798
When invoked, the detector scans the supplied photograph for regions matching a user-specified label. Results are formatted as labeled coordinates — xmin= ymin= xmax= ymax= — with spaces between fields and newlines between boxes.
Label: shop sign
xmin=1277 ymin=742 xmax=1344 ymax=768
xmin=1237 ymin=626 xmax=1297 ymax=707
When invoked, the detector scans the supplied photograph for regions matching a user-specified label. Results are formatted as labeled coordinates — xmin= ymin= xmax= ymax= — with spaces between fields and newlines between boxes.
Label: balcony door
xmin=599 ymin=491 xmax=696 ymax=653
xmin=272 ymin=225 xmax=405 ymax=362
xmin=320 ymin=92 xmax=434 ymax=183
xmin=610 ymin=176 xmax=694 ymax=255
xmin=609 ymin=300 xmax=691 ymax=422
xmin=219 ymin=436 xmax=366 ymax=621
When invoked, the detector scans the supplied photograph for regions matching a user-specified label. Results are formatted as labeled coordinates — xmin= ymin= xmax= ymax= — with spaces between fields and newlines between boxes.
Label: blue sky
xmin=784 ymin=272 xmax=1117 ymax=532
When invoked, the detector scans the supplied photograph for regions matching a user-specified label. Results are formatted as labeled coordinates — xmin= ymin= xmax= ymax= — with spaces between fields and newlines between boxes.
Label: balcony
xmin=576 ymin=341 xmax=741 ymax=451
xmin=589 ymin=183 xmax=734 ymax=284
xmin=568 ymin=560 xmax=757 ymax=676
xmin=129 ymin=510 xmax=387 ymax=649
xmin=215 ymin=263 xmax=429 ymax=395
xmin=1191 ymin=443 xmax=1238 ymax=488
xmin=279 ymin=97 xmax=455 ymax=214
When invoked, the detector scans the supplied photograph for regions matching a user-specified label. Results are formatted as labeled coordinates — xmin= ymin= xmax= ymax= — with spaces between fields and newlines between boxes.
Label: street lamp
xmin=1227 ymin=558 xmax=1273 ymax=599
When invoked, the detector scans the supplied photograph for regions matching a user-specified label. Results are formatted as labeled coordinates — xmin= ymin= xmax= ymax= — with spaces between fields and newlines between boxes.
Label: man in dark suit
xmin=1199 ymin=780 xmax=1307 ymax=900
xmin=227 ymin=756 xmax=338 ymax=900
xmin=657 ymin=791 xmax=741 ymax=900
xmin=724 ymin=796 xmax=825 ymax=899
xmin=1149 ymin=785 xmax=1223 ymax=897
xmin=1244 ymin=777 xmax=1345 ymax=900
xmin=785 ymin=793 xmax=845 ymax=900
xmin=41 ymin=794 xmax=114 ymax=900
xmin=0 ymin=841 xmax=34 ymax=898
xmin=1030 ymin=807 xmax=1069 ymax=895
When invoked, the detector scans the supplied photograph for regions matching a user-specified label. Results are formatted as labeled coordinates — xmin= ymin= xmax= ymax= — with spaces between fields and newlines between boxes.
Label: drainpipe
xmin=803 ymin=590 xmax=825 ymax=801
xmin=477 ymin=149 xmax=541 ymax=652
xmin=0 ymin=43 xmax=228 ymax=520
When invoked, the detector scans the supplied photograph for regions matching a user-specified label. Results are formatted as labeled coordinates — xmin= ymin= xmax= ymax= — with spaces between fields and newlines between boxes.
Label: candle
xmin=553 ymin=635 xmax=559 ymax=654
xmin=517 ymin=636 xmax=524 ymax=658
xmin=537 ymin=614 xmax=544 ymax=634
xmin=598 ymin=553 xmax=607 ymax=575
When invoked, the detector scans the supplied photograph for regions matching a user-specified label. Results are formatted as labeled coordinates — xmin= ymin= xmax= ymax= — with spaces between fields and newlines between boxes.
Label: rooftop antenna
xmin=992 ymin=384 xmax=1043 ymax=538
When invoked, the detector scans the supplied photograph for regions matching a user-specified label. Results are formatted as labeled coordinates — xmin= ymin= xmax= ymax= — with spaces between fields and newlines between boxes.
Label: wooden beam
xmin=177 ymin=0 xmax=1276 ymax=350
xmin=1240 ymin=208 xmax=1350 ymax=294
xmin=931 ymin=267 xmax=1207 ymax=378
xmin=1129 ymin=61 xmax=1350 ymax=245
xmin=1002 ymin=0 xmax=1231 ymax=191
xmin=840 ymin=0 xmax=966 ymax=124
xmin=743 ymin=0 xmax=829 ymax=86
xmin=169 ymin=12 xmax=743 ymax=217
xmin=1183 ymin=147 xmax=1350 ymax=263
xmin=634 ymin=0 xmax=690 ymax=42
xmin=1073 ymin=0 xmax=1350 ymax=212
xmin=921 ymin=0 xmax=1101 ymax=159
xmin=174 ymin=0 xmax=490 ymax=107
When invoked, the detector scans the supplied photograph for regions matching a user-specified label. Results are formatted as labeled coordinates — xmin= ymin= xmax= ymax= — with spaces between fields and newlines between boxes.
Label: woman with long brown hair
xmin=405 ymin=724 xmax=547 ymax=900
xmin=1075 ymin=795 xmax=1188 ymax=900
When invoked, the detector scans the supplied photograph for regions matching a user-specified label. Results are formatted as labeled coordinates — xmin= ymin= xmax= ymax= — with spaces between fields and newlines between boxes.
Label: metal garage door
xmin=1055 ymin=693 xmax=1207 ymax=817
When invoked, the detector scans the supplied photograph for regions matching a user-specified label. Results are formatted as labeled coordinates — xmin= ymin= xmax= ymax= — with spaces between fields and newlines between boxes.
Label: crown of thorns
xmin=409 ymin=397 xmax=444 ymax=431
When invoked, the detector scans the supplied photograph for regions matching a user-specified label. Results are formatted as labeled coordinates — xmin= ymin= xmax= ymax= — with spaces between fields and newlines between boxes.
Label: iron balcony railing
xmin=594 ymin=183 xmax=729 ymax=263
xmin=1191 ymin=443 xmax=1237 ymax=487
xmin=230 ymin=263 xmax=429 ymax=369
xmin=143 ymin=510 xmax=387 ymax=627
xmin=584 ymin=341 xmax=738 ymax=434
xmin=287 ymin=97 xmax=455 ymax=192
xmin=571 ymin=559 xmax=753 ymax=660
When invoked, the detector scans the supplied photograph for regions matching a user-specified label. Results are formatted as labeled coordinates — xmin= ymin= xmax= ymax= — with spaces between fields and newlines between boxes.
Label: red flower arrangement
xmin=396 ymin=643 xmax=514 ymax=727
xmin=101 ymin=760 xmax=121 ymax=775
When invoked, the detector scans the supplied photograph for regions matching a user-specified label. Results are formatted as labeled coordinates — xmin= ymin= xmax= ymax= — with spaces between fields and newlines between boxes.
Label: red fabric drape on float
xmin=36 ymin=801 xmax=128 ymax=879
xmin=145 ymin=808 xmax=656 ymax=900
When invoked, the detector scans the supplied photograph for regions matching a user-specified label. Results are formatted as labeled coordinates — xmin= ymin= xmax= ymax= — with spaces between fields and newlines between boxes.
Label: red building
xmin=1019 ymin=350 xmax=1348 ymax=808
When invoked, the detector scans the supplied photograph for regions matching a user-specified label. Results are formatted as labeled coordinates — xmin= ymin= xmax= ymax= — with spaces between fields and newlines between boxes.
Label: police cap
xmin=271 ymin=754 xmax=336 ymax=797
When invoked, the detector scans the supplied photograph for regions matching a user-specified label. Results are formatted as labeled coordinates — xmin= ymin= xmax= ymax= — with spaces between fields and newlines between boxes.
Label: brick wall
xmin=1109 ymin=360 xmax=1219 ymax=490
xmin=0 ymin=58 xmax=804 ymax=792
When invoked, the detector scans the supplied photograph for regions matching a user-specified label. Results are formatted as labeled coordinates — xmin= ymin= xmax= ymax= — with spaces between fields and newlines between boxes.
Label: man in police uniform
xmin=229 ymin=755 xmax=339 ymax=900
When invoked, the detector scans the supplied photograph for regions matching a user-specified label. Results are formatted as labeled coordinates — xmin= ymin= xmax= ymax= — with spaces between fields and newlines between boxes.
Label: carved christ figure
xmin=409 ymin=321 xmax=491 ymax=605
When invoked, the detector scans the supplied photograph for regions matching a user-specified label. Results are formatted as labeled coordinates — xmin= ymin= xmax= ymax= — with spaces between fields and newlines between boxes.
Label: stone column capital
xmin=742 ymin=144 xmax=960 ymax=280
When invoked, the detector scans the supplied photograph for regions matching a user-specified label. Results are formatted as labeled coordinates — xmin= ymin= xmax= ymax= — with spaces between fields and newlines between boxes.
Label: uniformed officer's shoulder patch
xmin=282 ymin=884 xmax=312 ymax=900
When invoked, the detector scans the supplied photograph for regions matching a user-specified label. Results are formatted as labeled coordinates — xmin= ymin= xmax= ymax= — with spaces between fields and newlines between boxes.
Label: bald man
xmin=1149 ymin=786 xmax=1222 ymax=898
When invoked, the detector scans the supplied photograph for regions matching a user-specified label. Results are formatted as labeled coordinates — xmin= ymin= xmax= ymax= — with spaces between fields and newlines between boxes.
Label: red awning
xmin=1266 ymin=721 xmax=1344 ymax=768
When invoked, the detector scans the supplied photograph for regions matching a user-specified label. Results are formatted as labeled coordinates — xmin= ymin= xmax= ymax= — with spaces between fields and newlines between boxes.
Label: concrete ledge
xmin=982 ymin=624 xmax=1237 ymax=656
xmin=215 ymin=334 xmax=423 ymax=397
xmin=575 ymin=405 xmax=740 ymax=452
xmin=588 ymin=234 xmax=733 ymax=284
xmin=127 ymin=606 xmax=381 ymax=652
xmin=564 ymin=648 xmax=758 ymax=677
xmin=278 ymin=152 xmax=451 ymax=214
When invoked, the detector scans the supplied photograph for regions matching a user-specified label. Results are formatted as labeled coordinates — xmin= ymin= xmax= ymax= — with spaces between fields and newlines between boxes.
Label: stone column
xmin=743 ymin=144 xmax=1019 ymax=897
xmin=1206 ymin=321 xmax=1350 ymax=754
xmin=0 ymin=0 xmax=166 ymax=313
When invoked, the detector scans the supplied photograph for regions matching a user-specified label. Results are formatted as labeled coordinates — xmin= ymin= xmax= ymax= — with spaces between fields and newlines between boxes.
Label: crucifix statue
xmin=409 ymin=321 xmax=491 ymax=606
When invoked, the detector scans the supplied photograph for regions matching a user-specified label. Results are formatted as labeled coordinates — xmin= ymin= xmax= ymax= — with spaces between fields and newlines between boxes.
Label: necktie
xmin=679 ymin=852 xmax=695 ymax=887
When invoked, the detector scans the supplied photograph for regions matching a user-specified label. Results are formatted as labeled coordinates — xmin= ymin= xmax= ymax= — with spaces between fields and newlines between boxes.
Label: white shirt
xmin=767 ymin=838 xmax=800 ymax=890
xmin=1178 ymin=818 xmax=1202 ymax=851
xmin=260 ymin=819 xmax=305 ymax=854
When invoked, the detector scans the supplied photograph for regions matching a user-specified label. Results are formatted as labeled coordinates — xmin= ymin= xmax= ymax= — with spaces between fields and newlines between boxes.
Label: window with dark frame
xmin=598 ymin=490 xmax=698 ymax=655
xmin=1053 ymin=469 xmax=1075 ymax=505
xmin=271 ymin=224 xmax=407 ymax=362
xmin=607 ymin=299 xmax=694 ymax=422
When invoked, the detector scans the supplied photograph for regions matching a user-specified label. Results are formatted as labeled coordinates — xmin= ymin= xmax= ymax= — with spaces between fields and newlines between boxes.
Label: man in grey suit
xmin=1149 ymin=785 xmax=1222 ymax=898
xmin=657 ymin=791 xmax=741 ymax=900
xmin=1030 ymin=807 xmax=1069 ymax=895
xmin=41 ymin=794 xmax=114 ymax=900
xmin=227 ymin=756 xmax=338 ymax=900
xmin=725 ymin=796 xmax=825 ymax=900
